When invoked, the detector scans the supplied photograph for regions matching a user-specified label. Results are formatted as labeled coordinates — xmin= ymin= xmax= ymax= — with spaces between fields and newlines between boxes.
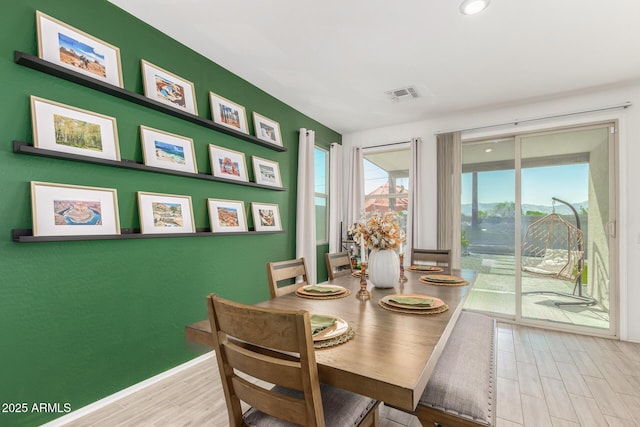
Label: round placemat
xmin=378 ymin=300 xmax=449 ymax=315
xmin=296 ymin=289 xmax=352 ymax=299
xmin=314 ymin=325 xmax=355 ymax=349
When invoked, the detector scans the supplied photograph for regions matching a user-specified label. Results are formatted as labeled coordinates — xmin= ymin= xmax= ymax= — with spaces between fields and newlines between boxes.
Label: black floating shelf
xmin=12 ymin=228 xmax=284 ymax=243
xmin=13 ymin=141 xmax=286 ymax=191
xmin=14 ymin=51 xmax=287 ymax=152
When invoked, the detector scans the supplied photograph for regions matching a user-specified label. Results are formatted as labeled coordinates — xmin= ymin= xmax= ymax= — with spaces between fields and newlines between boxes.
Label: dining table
xmin=185 ymin=267 xmax=476 ymax=413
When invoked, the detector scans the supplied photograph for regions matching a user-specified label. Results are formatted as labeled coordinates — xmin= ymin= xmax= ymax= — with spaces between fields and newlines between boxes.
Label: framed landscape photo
xmin=252 ymin=156 xmax=282 ymax=188
xmin=36 ymin=11 xmax=123 ymax=87
xmin=252 ymin=112 xmax=283 ymax=147
xmin=140 ymin=126 xmax=197 ymax=174
xmin=31 ymin=181 xmax=120 ymax=237
xmin=209 ymin=144 xmax=248 ymax=182
xmin=207 ymin=198 xmax=248 ymax=233
xmin=31 ymin=96 xmax=120 ymax=161
xmin=251 ymin=202 xmax=282 ymax=232
xmin=141 ymin=60 xmax=198 ymax=115
xmin=209 ymin=92 xmax=248 ymax=134
xmin=137 ymin=192 xmax=195 ymax=234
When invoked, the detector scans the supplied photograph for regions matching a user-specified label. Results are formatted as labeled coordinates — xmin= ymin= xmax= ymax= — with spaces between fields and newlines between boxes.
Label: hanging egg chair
xmin=521 ymin=198 xmax=596 ymax=306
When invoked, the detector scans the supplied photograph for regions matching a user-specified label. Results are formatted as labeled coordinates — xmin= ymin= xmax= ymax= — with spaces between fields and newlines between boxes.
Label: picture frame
xmin=207 ymin=198 xmax=248 ymax=233
xmin=31 ymin=96 xmax=120 ymax=161
xmin=36 ymin=11 xmax=123 ymax=87
xmin=209 ymin=91 xmax=248 ymax=134
xmin=209 ymin=144 xmax=248 ymax=182
xmin=137 ymin=192 xmax=195 ymax=234
xmin=141 ymin=60 xmax=198 ymax=115
xmin=31 ymin=181 xmax=120 ymax=237
xmin=252 ymin=156 xmax=282 ymax=188
xmin=140 ymin=126 xmax=197 ymax=174
xmin=252 ymin=112 xmax=283 ymax=147
xmin=251 ymin=202 xmax=282 ymax=232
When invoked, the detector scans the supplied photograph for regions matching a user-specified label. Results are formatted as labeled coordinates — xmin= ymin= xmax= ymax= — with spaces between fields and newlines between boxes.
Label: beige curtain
xmin=436 ymin=132 xmax=462 ymax=269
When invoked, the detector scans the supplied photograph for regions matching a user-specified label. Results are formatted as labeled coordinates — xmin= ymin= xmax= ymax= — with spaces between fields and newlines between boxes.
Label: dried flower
xmin=348 ymin=211 xmax=406 ymax=250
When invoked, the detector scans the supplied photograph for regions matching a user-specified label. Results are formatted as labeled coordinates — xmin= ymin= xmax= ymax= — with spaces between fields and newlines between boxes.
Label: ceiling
xmin=107 ymin=0 xmax=640 ymax=134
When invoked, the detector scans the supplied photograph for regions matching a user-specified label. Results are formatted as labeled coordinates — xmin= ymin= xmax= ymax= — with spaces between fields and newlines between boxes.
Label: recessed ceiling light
xmin=460 ymin=0 xmax=490 ymax=15
xmin=484 ymin=148 xmax=493 ymax=153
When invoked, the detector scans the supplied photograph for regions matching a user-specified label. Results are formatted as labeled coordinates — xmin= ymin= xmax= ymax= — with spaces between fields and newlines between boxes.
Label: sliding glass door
xmin=462 ymin=123 xmax=616 ymax=335
xmin=461 ymin=138 xmax=516 ymax=316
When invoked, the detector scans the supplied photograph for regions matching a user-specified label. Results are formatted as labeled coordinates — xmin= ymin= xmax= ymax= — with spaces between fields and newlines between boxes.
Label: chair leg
xmin=361 ymin=401 xmax=380 ymax=427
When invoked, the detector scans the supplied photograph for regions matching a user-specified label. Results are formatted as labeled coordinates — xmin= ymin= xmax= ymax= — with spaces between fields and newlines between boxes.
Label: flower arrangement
xmin=349 ymin=211 xmax=405 ymax=250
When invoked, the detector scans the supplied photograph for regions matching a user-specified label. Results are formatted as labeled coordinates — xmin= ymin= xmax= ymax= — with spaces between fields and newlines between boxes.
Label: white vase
xmin=367 ymin=248 xmax=400 ymax=288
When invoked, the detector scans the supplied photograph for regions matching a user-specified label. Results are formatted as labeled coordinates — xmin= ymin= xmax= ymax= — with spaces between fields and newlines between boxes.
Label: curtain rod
xmin=434 ymin=101 xmax=632 ymax=135
xmin=362 ymin=140 xmax=411 ymax=150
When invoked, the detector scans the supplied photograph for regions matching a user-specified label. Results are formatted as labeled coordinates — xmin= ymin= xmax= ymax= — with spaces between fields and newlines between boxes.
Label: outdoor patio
xmin=462 ymin=253 xmax=610 ymax=330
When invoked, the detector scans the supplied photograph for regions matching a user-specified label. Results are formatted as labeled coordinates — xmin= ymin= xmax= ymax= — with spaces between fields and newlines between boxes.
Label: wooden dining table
xmin=185 ymin=268 xmax=476 ymax=412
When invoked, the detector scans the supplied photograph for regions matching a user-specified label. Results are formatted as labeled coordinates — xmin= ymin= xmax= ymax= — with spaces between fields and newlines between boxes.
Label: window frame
xmin=314 ymin=146 xmax=329 ymax=244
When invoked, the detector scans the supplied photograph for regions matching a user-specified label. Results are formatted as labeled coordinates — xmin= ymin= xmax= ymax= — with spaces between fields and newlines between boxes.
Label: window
xmin=363 ymin=147 xmax=410 ymax=233
xmin=314 ymin=147 xmax=329 ymax=243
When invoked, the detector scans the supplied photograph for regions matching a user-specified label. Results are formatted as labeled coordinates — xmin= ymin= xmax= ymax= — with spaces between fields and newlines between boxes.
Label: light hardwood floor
xmin=60 ymin=322 xmax=640 ymax=427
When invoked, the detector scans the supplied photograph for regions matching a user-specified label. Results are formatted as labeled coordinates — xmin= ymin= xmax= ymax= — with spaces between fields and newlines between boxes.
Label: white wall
xmin=342 ymin=80 xmax=640 ymax=342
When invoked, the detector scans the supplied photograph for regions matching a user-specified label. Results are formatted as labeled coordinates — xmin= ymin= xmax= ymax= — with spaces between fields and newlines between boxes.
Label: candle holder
xmin=356 ymin=262 xmax=371 ymax=300
xmin=399 ymin=253 xmax=407 ymax=282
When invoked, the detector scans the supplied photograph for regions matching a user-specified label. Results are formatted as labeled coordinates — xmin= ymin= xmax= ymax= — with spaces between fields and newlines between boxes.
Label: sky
xmin=461 ymin=163 xmax=590 ymax=206
xmin=319 ymin=150 xmax=590 ymax=207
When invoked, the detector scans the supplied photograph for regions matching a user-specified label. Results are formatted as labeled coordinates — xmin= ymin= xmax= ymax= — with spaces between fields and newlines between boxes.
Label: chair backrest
xmin=266 ymin=257 xmax=309 ymax=298
xmin=411 ymin=248 xmax=452 ymax=267
xmin=325 ymin=251 xmax=353 ymax=280
xmin=206 ymin=294 xmax=325 ymax=427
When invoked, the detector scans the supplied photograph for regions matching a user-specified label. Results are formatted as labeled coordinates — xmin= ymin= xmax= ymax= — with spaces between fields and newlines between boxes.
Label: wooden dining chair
xmin=325 ymin=251 xmax=353 ymax=280
xmin=266 ymin=257 xmax=309 ymax=298
xmin=206 ymin=293 xmax=380 ymax=427
xmin=411 ymin=248 xmax=452 ymax=267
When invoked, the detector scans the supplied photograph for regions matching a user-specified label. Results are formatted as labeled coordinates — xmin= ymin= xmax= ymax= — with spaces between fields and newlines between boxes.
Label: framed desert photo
xmin=141 ymin=60 xmax=198 ymax=115
xmin=209 ymin=144 xmax=248 ymax=182
xmin=251 ymin=202 xmax=282 ymax=232
xmin=252 ymin=156 xmax=282 ymax=188
xmin=36 ymin=11 xmax=123 ymax=87
xmin=209 ymin=92 xmax=248 ymax=134
xmin=207 ymin=198 xmax=248 ymax=233
xmin=137 ymin=192 xmax=195 ymax=234
xmin=140 ymin=126 xmax=197 ymax=174
xmin=31 ymin=181 xmax=120 ymax=237
xmin=252 ymin=112 xmax=283 ymax=147
xmin=31 ymin=96 xmax=120 ymax=161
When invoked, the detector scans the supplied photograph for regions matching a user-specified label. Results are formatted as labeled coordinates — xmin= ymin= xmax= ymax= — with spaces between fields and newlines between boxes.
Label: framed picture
xmin=209 ymin=144 xmax=248 ymax=182
xmin=31 ymin=181 xmax=120 ymax=237
xmin=140 ymin=126 xmax=197 ymax=174
xmin=252 ymin=112 xmax=283 ymax=147
xmin=31 ymin=96 xmax=120 ymax=161
xmin=251 ymin=202 xmax=282 ymax=232
xmin=252 ymin=156 xmax=282 ymax=188
xmin=209 ymin=92 xmax=248 ymax=134
xmin=137 ymin=192 xmax=195 ymax=234
xmin=36 ymin=11 xmax=123 ymax=87
xmin=141 ymin=60 xmax=198 ymax=115
xmin=207 ymin=198 xmax=248 ymax=233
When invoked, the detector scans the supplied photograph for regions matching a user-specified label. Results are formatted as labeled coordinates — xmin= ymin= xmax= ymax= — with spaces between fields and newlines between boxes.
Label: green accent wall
xmin=0 ymin=1 xmax=340 ymax=425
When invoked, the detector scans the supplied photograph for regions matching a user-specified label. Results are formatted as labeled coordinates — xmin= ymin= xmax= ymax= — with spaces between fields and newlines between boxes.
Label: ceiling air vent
xmin=385 ymin=86 xmax=420 ymax=103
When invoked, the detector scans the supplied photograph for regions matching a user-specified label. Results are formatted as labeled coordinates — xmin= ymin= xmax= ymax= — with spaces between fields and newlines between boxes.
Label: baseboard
xmin=41 ymin=351 xmax=215 ymax=426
